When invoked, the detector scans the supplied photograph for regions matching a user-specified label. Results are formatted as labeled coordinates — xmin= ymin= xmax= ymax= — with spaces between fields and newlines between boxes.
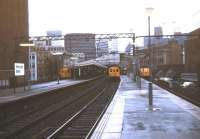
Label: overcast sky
xmin=29 ymin=0 xmax=200 ymax=51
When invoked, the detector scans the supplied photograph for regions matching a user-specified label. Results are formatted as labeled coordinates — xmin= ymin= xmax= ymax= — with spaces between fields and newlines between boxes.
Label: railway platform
xmin=0 ymin=79 xmax=85 ymax=103
xmin=91 ymin=75 xmax=200 ymax=139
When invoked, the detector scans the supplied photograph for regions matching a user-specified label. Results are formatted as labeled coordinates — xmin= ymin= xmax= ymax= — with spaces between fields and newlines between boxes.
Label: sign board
xmin=14 ymin=63 xmax=24 ymax=76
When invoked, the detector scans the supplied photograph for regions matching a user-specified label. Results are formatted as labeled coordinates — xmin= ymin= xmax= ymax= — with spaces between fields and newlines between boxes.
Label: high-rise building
xmin=96 ymin=39 xmax=109 ymax=57
xmin=64 ymin=33 xmax=96 ymax=61
xmin=154 ymin=26 xmax=163 ymax=36
xmin=152 ymin=26 xmax=165 ymax=46
xmin=144 ymin=26 xmax=168 ymax=47
xmin=0 ymin=0 xmax=29 ymax=87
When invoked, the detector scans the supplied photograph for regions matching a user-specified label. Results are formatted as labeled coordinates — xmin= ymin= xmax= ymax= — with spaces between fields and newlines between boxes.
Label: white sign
xmin=14 ymin=63 xmax=24 ymax=76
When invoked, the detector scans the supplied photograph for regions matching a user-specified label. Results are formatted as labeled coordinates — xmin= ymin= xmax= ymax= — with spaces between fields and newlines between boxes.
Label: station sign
xmin=14 ymin=63 xmax=25 ymax=76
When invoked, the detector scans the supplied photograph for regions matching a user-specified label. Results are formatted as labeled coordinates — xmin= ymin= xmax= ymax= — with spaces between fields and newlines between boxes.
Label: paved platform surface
xmin=91 ymin=75 xmax=200 ymax=139
xmin=0 ymin=79 xmax=85 ymax=103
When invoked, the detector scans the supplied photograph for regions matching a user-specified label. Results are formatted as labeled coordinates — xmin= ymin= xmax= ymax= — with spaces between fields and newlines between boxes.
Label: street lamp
xmin=19 ymin=43 xmax=35 ymax=90
xmin=51 ymin=52 xmax=64 ymax=84
xmin=146 ymin=7 xmax=154 ymax=110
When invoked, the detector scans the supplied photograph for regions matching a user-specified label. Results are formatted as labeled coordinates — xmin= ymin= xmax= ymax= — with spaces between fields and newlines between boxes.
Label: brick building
xmin=0 ymin=0 xmax=29 ymax=87
xmin=31 ymin=40 xmax=65 ymax=82
xmin=185 ymin=28 xmax=200 ymax=73
xmin=138 ymin=39 xmax=184 ymax=75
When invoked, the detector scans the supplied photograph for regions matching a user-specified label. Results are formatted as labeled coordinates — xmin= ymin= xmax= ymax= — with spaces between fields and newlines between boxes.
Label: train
xmin=59 ymin=67 xmax=72 ymax=79
xmin=139 ymin=67 xmax=151 ymax=78
xmin=107 ymin=65 xmax=121 ymax=81
xmin=58 ymin=60 xmax=107 ymax=80
xmin=58 ymin=61 xmax=123 ymax=81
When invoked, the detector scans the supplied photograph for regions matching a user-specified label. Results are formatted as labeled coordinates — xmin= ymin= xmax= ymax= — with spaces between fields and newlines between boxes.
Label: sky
xmin=29 ymin=0 xmax=200 ymax=51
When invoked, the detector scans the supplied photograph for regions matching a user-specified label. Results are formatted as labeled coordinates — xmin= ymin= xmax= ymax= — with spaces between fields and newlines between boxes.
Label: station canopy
xmin=75 ymin=59 xmax=107 ymax=68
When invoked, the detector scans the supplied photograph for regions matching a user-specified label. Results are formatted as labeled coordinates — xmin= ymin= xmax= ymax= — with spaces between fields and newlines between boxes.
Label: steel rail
xmin=47 ymin=87 xmax=107 ymax=139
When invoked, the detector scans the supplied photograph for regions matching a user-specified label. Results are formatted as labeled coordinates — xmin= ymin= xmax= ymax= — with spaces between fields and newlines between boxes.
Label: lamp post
xmin=19 ymin=43 xmax=35 ymax=90
xmin=146 ymin=7 xmax=154 ymax=110
xmin=51 ymin=52 xmax=64 ymax=84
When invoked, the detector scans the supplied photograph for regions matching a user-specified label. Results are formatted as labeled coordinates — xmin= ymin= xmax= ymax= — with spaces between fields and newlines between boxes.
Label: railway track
xmin=155 ymin=81 xmax=200 ymax=107
xmin=0 ymin=78 xmax=119 ymax=139
xmin=47 ymin=81 xmax=119 ymax=139
xmin=0 ymin=79 xmax=99 ymax=127
xmin=0 ymin=77 xmax=107 ymax=139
